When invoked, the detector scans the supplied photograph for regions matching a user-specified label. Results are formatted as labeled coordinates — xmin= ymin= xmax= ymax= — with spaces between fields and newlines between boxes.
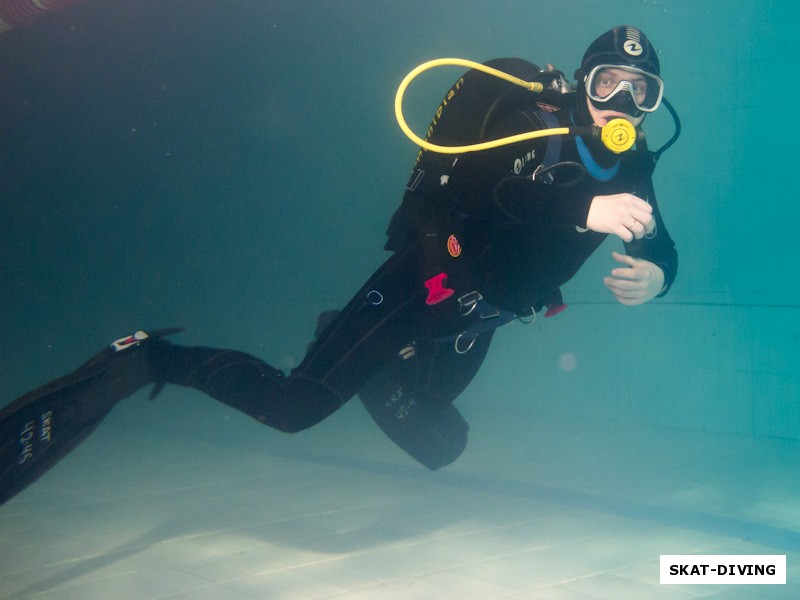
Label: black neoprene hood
xmin=576 ymin=25 xmax=660 ymax=80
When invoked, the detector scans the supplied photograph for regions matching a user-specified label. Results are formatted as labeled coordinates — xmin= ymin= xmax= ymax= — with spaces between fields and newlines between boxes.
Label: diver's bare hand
xmin=586 ymin=193 xmax=654 ymax=242
xmin=603 ymin=251 xmax=665 ymax=305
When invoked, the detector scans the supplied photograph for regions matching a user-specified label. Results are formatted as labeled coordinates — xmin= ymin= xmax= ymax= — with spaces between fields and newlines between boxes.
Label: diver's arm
xmin=490 ymin=175 xmax=593 ymax=226
xmin=603 ymin=251 xmax=665 ymax=305
xmin=585 ymin=193 xmax=654 ymax=242
xmin=620 ymin=181 xmax=678 ymax=297
xmin=492 ymin=178 xmax=658 ymax=236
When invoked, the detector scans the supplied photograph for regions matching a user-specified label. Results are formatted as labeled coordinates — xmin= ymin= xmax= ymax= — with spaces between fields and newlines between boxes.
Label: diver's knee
xmin=273 ymin=377 xmax=347 ymax=433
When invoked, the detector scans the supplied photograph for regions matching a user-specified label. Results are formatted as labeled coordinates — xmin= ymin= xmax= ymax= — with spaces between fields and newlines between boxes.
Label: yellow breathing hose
xmin=394 ymin=58 xmax=637 ymax=155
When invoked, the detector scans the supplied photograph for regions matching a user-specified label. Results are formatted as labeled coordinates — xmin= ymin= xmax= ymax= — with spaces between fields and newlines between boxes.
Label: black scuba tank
xmin=410 ymin=58 xmax=554 ymax=191
xmin=386 ymin=58 xmax=566 ymax=254
xmin=385 ymin=58 xmax=570 ymax=307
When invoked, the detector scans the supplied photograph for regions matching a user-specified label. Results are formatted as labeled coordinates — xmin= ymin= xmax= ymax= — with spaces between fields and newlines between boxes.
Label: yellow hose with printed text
xmin=394 ymin=58 xmax=637 ymax=155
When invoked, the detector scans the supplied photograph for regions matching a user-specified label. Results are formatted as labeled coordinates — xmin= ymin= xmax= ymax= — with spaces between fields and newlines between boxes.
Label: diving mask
xmin=585 ymin=64 xmax=664 ymax=114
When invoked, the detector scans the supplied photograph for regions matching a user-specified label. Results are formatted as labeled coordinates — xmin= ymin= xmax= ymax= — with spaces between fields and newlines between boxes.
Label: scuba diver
xmin=1 ymin=25 xmax=678 ymax=505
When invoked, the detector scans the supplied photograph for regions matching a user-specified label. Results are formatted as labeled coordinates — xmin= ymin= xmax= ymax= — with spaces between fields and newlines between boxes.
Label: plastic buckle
xmin=406 ymin=168 xmax=425 ymax=192
xmin=424 ymin=272 xmax=455 ymax=305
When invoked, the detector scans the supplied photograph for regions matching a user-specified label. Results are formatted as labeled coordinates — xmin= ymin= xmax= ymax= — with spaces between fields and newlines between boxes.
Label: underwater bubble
xmin=558 ymin=352 xmax=577 ymax=372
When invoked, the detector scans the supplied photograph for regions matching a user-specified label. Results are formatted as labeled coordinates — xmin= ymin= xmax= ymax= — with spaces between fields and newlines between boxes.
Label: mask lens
xmin=586 ymin=65 xmax=663 ymax=112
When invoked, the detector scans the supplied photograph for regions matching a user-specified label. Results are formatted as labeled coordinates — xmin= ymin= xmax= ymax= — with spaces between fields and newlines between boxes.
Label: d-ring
xmin=454 ymin=332 xmax=478 ymax=354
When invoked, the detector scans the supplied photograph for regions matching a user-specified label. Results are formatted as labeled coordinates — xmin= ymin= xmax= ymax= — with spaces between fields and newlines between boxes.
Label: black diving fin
xmin=0 ymin=328 xmax=182 ymax=505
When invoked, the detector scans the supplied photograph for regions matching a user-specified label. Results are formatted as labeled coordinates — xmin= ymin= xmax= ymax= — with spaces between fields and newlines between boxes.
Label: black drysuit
xmin=148 ymin=84 xmax=677 ymax=459
xmin=0 ymin=65 xmax=678 ymax=503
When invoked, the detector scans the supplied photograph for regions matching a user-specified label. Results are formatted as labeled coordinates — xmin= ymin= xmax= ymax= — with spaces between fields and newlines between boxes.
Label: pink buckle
xmin=544 ymin=304 xmax=568 ymax=318
xmin=424 ymin=272 xmax=455 ymax=305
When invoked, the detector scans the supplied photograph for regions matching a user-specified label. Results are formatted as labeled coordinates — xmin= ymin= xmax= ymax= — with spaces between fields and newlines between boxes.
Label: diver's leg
xmin=414 ymin=330 xmax=495 ymax=404
xmin=150 ymin=248 xmax=428 ymax=433
xmin=0 ymin=250 xmax=423 ymax=503
xmin=357 ymin=330 xmax=494 ymax=469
